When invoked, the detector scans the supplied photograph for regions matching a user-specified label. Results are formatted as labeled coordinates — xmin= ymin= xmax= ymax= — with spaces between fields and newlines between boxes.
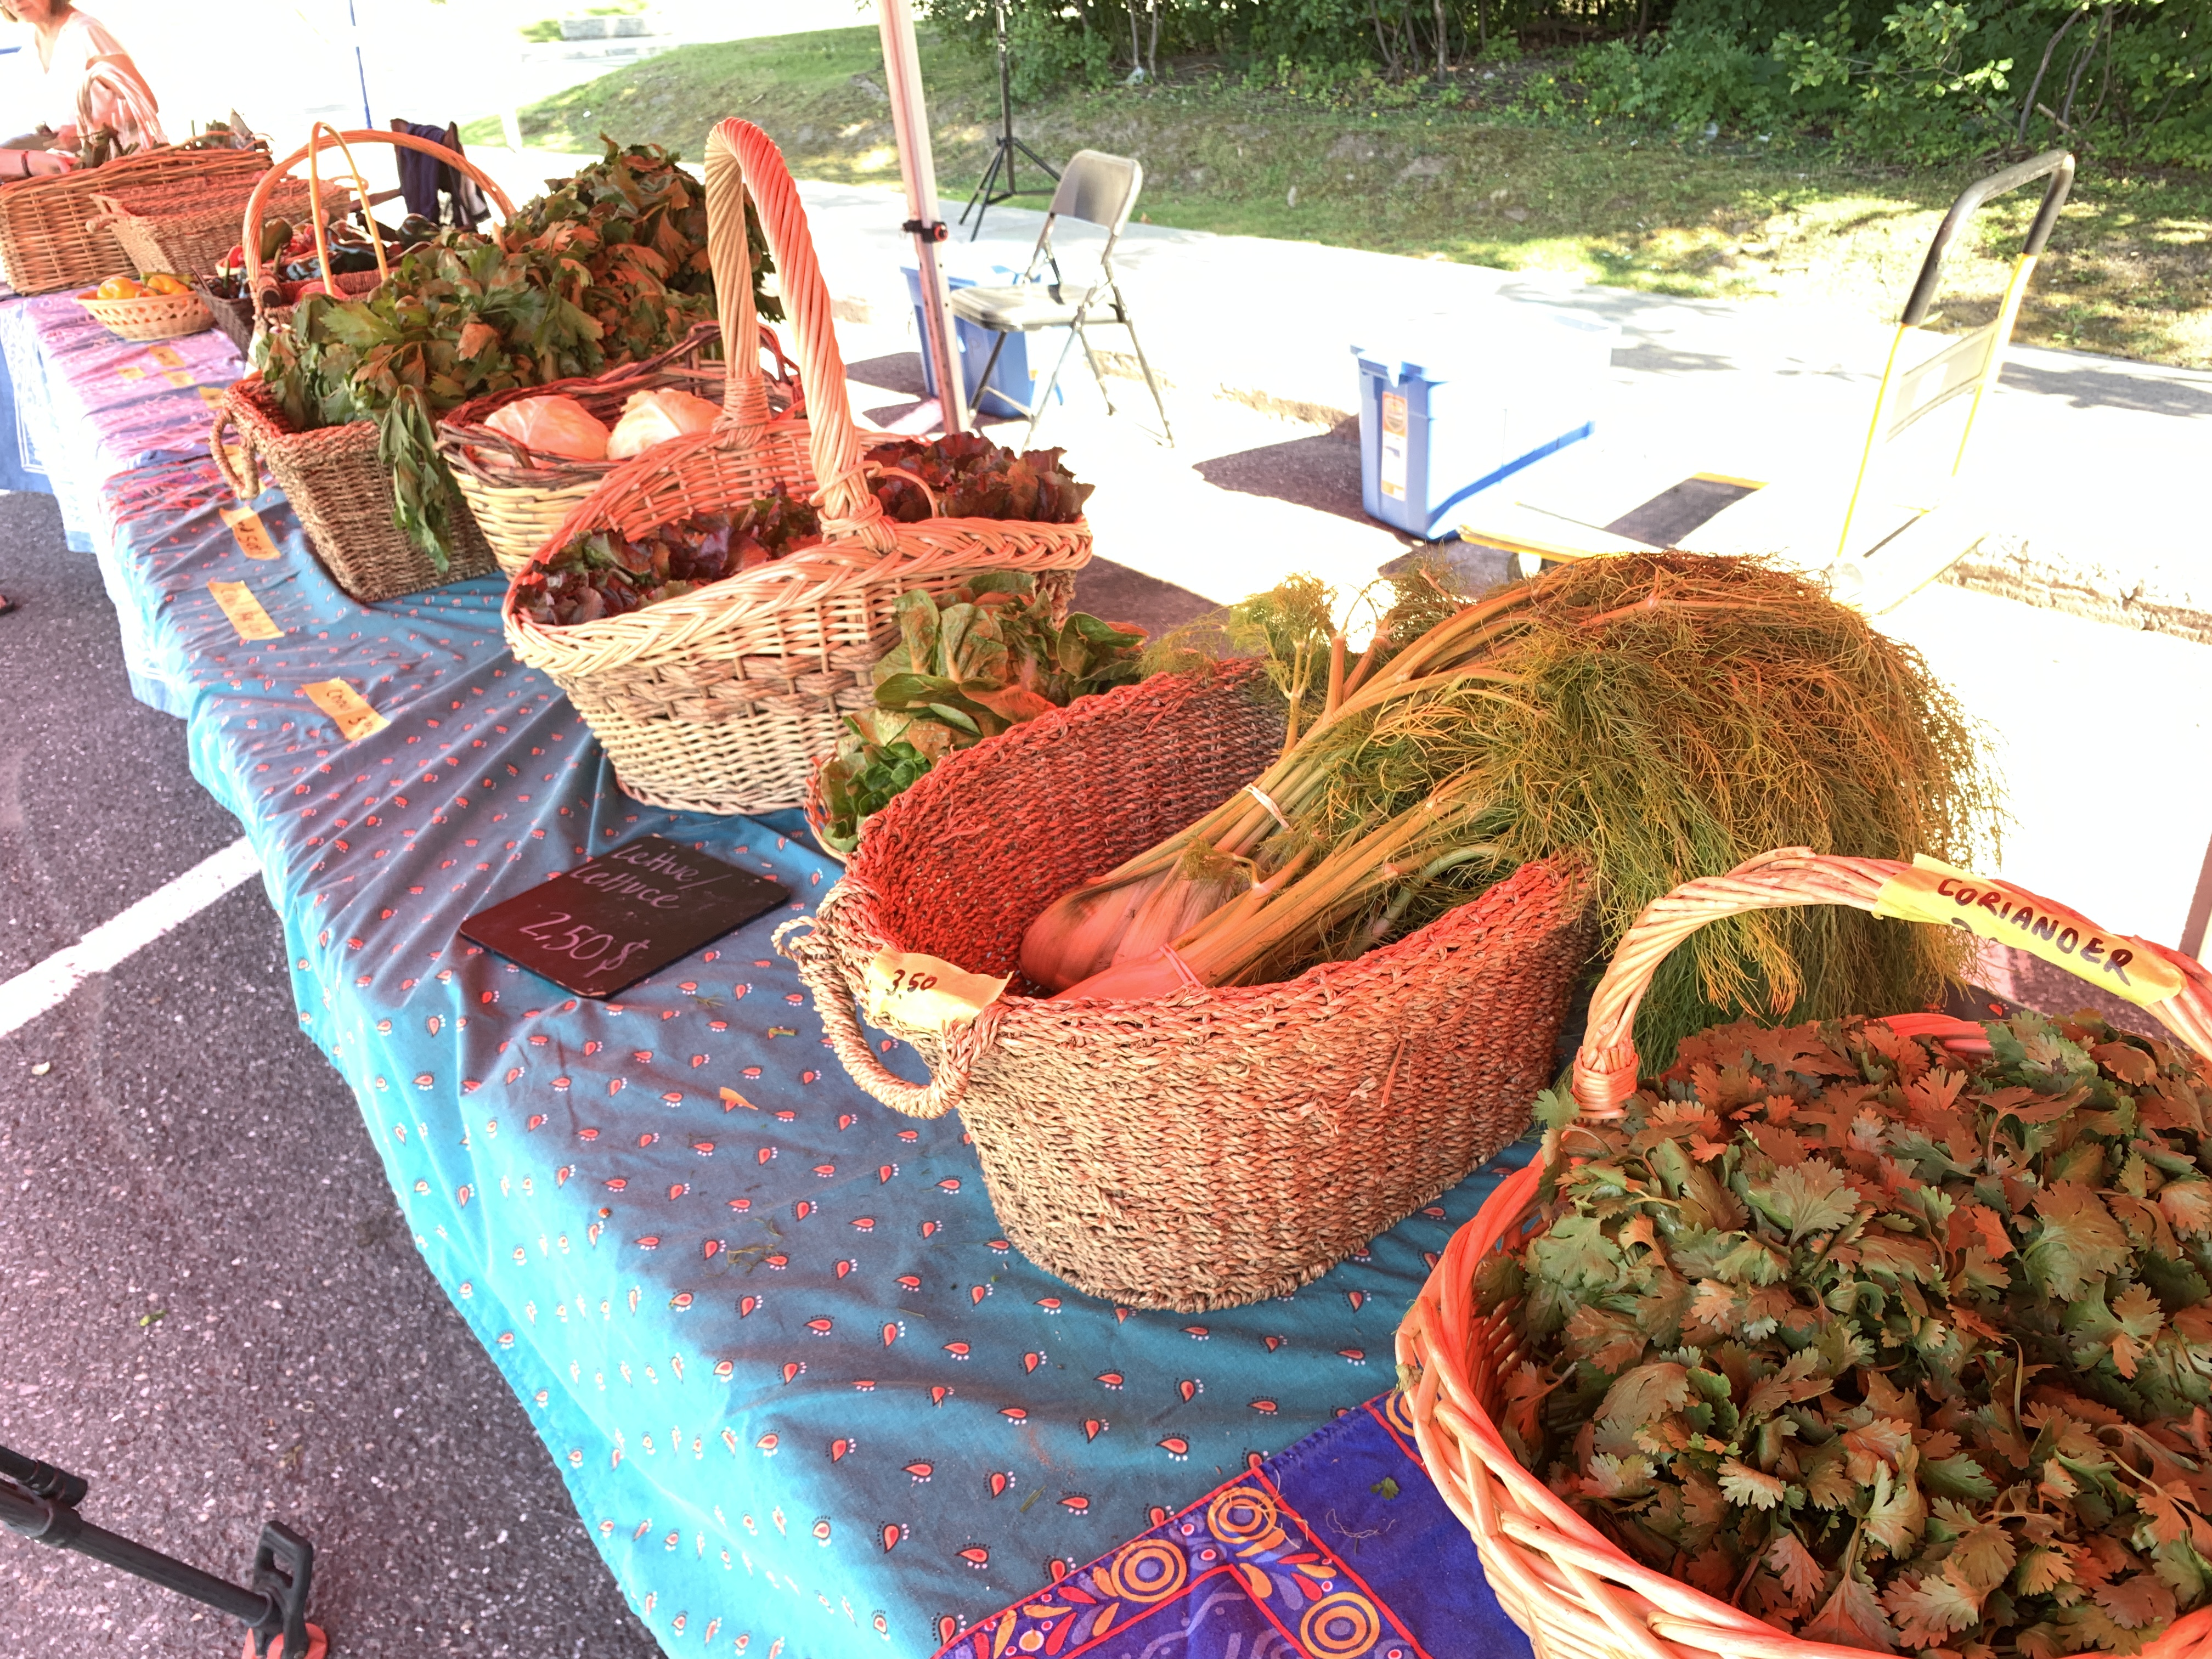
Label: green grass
xmin=464 ymin=27 xmax=2212 ymax=369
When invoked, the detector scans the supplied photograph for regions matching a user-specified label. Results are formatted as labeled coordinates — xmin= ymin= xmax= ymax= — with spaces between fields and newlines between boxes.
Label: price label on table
xmin=461 ymin=835 xmax=789 ymax=1000
xmin=162 ymin=369 xmax=195 ymax=389
xmin=207 ymin=579 xmax=281 ymax=641
xmin=115 ymin=364 xmax=144 ymax=380
xmin=862 ymin=951 xmax=1009 ymax=1032
xmin=219 ymin=505 xmax=279 ymax=561
xmin=301 ymin=679 xmax=388 ymax=743
xmin=148 ymin=345 xmax=185 ymax=368
xmin=196 ymin=386 xmax=225 ymax=406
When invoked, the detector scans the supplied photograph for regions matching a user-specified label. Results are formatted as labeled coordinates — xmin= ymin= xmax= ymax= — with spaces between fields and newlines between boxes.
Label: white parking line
xmin=0 ymin=838 xmax=263 ymax=1040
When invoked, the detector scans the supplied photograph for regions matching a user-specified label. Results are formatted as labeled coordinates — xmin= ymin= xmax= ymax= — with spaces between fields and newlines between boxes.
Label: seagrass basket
xmin=1395 ymin=847 xmax=2212 ymax=1659
xmin=775 ymin=663 xmax=1596 ymax=1311
xmin=207 ymin=128 xmax=518 ymax=605
xmin=438 ymin=323 xmax=800 ymax=577
xmin=0 ymin=142 xmax=270 ymax=295
xmin=502 ymin=118 xmax=1092 ymax=816
xmin=77 ymin=289 xmax=212 ymax=341
xmin=90 ymin=177 xmax=313 ymax=285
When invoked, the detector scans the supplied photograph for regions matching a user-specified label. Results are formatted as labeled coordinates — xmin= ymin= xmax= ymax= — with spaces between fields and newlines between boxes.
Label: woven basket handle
xmin=208 ymin=400 xmax=261 ymax=499
xmin=241 ymin=127 xmax=519 ymax=312
xmin=774 ymin=896 xmax=994 ymax=1119
xmin=703 ymin=119 xmax=891 ymax=554
xmin=1571 ymin=848 xmax=2212 ymax=1120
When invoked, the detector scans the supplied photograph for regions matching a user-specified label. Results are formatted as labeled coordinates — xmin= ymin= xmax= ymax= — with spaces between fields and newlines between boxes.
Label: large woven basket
xmin=439 ymin=323 xmax=801 ymax=577
xmin=501 ymin=118 xmax=1092 ymax=816
xmin=1395 ymin=847 xmax=2212 ymax=1659
xmin=0 ymin=142 xmax=271 ymax=295
xmin=90 ymin=177 xmax=314 ymax=285
xmin=776 ymin=663 xmax=1596 ymax=1311
xmin=207 ymin=129 xmax=518 ymax=606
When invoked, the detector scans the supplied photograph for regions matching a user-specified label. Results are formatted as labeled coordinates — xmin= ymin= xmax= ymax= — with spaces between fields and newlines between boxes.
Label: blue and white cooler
xmin=1353 ymin=304 xmax=1617 ymax=540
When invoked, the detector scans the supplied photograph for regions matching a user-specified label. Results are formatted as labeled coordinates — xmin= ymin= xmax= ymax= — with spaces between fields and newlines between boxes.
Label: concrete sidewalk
xmin=786 ymin=177 xmax=2212 ymax=641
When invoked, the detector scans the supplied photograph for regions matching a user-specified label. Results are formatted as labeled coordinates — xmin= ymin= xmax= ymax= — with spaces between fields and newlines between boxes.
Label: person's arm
xmin=0 ymin=144 xmax=72 ymax=178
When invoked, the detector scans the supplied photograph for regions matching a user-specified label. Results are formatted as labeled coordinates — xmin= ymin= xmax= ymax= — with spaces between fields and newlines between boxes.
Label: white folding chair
xmin=949 ymin=150 xmax=1173 ymax=445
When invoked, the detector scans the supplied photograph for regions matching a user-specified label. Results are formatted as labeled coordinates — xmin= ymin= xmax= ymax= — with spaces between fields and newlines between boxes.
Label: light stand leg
xmin=958 ymin=0 xmax=1059 ymax=240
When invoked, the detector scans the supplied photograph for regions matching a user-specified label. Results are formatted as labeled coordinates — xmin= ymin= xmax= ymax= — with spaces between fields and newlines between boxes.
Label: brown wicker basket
xmin=438 ymin=323 xmax=803 ymax=577
xmin=206 ymin=128 xmax=518 ymax=605
xmin=212 ymin=375 xmax=496 ymax=602
xmin=775 ymin=663 xmax=1595 ymax=1311
xmin=77 ymin=289 xmax=213 ymax=341
xmin=89 ymin=177 xmax=314 ymax=285
xmin=193 ymin=278 xmax=254 ymax=354
xmin=1395 ymin=847 xmax=2212 ymax=1659
xmin=0 ymin=143 xmax=271 ymax=296
xmin=501 ymin=117 xmax=1092 ymax=816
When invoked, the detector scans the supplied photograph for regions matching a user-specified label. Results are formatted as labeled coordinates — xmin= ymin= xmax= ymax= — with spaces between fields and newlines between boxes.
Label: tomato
xmin=95 ymin=276 xmax=145 ymax=300
xmin=144 ymin=273 xmax=192 ymax=296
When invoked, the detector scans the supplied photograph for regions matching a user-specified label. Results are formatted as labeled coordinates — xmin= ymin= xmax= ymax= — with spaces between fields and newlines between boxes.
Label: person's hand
xmin=22 ymin=148 xmax=73 ymax=176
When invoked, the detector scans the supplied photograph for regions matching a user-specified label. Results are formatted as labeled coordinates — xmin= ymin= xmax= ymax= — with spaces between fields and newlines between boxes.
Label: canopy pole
xmin=876 ymin=0 xmax=967 ymax=435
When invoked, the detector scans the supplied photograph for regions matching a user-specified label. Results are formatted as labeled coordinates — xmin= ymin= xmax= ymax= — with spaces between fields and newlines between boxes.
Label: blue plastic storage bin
xmin=902 ymin=267 xmax=1051 ymax=421
xmin=1352 ymin=309 xmax=1613 ymax=540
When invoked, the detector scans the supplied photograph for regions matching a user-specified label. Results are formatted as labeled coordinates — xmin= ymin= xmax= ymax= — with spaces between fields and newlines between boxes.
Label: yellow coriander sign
xmin=1872 ymin=854 xmax=2183 ymax=1009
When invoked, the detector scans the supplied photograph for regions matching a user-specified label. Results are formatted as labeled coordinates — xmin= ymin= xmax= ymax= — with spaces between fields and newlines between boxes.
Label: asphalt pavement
xmin=0 ymin=478 xmax=1214 ymax=1659
xmin=0 ymin=492 xmax=663 ymax=1658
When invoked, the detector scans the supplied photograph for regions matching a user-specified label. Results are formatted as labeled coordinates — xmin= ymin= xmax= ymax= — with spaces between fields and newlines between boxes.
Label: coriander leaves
xmin=1489 ymin=1011 xmax=2212 ymax=1656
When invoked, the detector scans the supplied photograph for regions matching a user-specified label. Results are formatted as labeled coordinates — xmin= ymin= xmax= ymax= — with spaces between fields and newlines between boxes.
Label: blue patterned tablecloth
xmin=3 ymin=291 xmax=247 ymax=712
xmin=80 ymin=449 xmax=1541 ymax=1658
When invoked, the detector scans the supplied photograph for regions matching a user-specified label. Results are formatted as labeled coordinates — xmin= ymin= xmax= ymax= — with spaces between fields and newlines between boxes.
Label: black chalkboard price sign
xmin=459 ymin=835 xmax=790 ymax=999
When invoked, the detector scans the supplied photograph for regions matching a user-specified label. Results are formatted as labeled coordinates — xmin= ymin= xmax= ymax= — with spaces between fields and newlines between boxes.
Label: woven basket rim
xmin=224 ymin=372 xmax=371 ymax=447
xmin=78 ymin=289 xmax=207 ymax=311
xmin=829 ymin=665 xmax=1588 ymax=1033
xmin=499 ymin=448 xmax=1092 ymax=665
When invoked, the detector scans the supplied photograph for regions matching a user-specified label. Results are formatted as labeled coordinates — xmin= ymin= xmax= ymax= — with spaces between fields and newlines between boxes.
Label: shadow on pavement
xmin=1999 ymin=356 xmax=2212 ymax=419
xmin=1074 ymin=558 xmax=1217 ymax=637
xmin=1193 ymin=427 xmax=1386 ymax=529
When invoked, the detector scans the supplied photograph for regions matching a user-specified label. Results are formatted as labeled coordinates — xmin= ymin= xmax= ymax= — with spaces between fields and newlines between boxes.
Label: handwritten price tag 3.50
xmin=863 ymin=951 xmax=1009 ymax=1032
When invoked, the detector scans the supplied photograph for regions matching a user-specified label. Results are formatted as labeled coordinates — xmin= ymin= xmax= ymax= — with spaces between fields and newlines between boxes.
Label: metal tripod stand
xmin=0 ymin=1441 xmax=323 ymax=1655
xmin=958 ymin=0 xmax=1059 ymax=240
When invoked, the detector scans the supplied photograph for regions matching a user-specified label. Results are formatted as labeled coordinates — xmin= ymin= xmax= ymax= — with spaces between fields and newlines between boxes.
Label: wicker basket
xmin=211 ymin=374 xmax=497 ymax=603
xmin=206 ymin=128 xmax=518 ymax=606
xmin=502 ymin=118 xmax=1092 ymax=816
xmin=438 ymin=324 xmax=802 ymax=577
xmin=89 ymin=177 xmax=314 ymax=284
xmin=775 ymin=663 xmax=1596 ymax=1311
xmin=77 ymin=289 xmax=213 ymax=341
xmin=0 ymin=143 xmax=271 ymax=296
xmin=1395 ymin=847 xmax=2212 ymax=1659
xmin=194 ymin=278 xmax=254 ymax=354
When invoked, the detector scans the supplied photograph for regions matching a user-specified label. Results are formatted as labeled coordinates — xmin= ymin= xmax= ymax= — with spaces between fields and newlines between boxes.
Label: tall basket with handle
xmin=501 ymin=118 xmax=1092 ymax=816
xmin=1395 ymin=847 xmax=2212 ymax=1659
xmin=208 ymin=126 xmax=517 ymax=605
